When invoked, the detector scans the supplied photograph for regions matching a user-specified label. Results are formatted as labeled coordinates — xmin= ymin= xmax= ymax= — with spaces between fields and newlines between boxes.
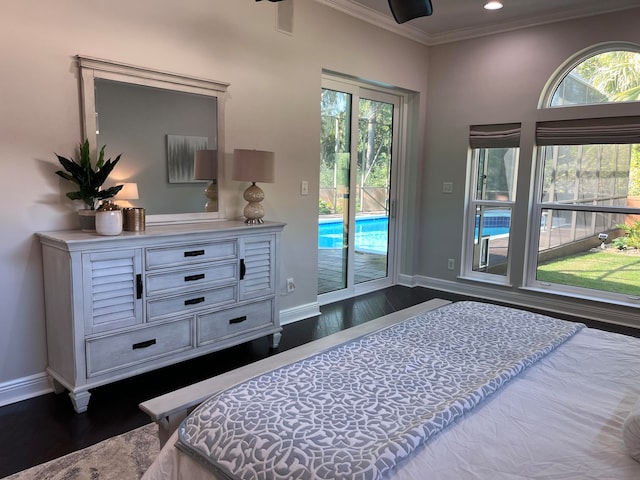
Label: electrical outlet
xmin=447 ymin=258 xmax=455 ymax=270
xmin=286 ymin=277 xmax=296 ymax=292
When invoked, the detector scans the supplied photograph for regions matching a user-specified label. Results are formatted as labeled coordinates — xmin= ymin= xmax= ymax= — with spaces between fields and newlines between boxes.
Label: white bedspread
xmin=143 ymin=308 xmax=640 ymax=479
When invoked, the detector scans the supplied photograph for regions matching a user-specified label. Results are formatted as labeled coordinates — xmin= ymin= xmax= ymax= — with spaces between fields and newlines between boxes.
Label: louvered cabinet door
xmin=82 ymin=249 xmax=144 ymax=334
xmin=238 ymin=234 xmax=276 ymax=301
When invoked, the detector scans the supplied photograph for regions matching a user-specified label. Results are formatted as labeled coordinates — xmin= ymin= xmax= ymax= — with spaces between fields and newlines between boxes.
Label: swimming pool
xmin=319 ymin=216 xmax=388 ymax=254
xmin=475 ymin=211 xmax=511 ymax=238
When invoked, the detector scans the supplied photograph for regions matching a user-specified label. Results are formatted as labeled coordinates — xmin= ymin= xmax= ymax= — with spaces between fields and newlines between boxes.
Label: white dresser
xmin=37 ymin=220 xmax=285 ymax=413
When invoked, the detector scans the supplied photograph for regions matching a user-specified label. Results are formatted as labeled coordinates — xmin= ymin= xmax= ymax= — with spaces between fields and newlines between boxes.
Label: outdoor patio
xmin=318 ymin=248 xmax=388 ymax=295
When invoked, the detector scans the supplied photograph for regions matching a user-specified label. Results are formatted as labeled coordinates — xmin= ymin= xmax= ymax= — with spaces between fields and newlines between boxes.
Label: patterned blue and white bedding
xmin=177 ymin=301 xmax=584 ymax=480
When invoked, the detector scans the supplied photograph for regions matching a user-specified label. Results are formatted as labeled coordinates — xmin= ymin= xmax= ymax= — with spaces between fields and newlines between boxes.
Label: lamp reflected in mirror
xmin=193 ymin=150 xmax=218 ymax=212
xmin=233 ymin=149 xmax=275 ymax=224
xmin=114 ymin=182 xmax=139 ymax=208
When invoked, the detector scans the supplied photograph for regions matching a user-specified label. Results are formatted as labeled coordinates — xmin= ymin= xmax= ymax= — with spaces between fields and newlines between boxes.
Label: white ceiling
xmin=317 ymin=0 xmax=640 ymax=45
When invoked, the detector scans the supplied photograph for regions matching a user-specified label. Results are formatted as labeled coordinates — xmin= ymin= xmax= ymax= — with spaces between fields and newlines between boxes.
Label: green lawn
xmin=537 ymin=250 xmax=640 ymax=296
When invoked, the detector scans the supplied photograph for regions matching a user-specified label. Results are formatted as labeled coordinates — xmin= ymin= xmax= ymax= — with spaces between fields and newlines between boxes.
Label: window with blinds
xmin=462 ymin=123 xmax=521 ymax=282
xmin=528 ymin=47 xmax=640 ymax=303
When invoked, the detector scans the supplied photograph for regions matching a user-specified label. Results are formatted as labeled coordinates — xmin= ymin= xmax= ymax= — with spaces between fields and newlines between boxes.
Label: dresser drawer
xmin=147 ymin=285 xmax=237 ymax=321
xmin=146 ymin=240 xmax=237 ymax=270
xmin=86 ymin=318 xmax=193 ymax=377
xmin=146 ymin=261 xmax=237 ymax=296
xmin=198 ymin=299 xmax=274 ymax=346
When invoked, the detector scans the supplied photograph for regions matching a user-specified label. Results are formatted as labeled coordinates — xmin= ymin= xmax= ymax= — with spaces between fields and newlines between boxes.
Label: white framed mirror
xmin=77 ymin=55 xmax=229 ymax=225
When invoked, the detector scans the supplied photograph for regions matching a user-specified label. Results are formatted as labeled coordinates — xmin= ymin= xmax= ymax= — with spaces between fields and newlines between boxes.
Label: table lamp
xmin=232 ymin=149 xmax=275 ymax=224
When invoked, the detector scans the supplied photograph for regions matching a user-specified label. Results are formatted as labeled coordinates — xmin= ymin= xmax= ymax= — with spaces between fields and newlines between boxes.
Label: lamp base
xmin=204 ymin=181 xmax=218 ymax=212
xmin=242 ymin=182 xmax=266 ymax=224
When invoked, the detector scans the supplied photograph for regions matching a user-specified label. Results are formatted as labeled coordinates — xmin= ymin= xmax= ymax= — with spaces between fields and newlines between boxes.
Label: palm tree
xmin=576 ymin=50 xmax=640 ymax=101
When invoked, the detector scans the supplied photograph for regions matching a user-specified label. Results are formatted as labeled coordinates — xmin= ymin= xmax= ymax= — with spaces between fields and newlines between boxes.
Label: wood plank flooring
xmin=0 ymin=285 xmax=636 ymax=477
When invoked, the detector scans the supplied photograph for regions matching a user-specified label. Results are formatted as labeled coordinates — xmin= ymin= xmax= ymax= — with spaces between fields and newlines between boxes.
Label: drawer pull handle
xmin=229 ymin=315 xmax=247 ymax=325
xmin=185 ymin=297 xmax=205 ymax=306
xmin=185 ymin=273 xmax=205 ymax=282
xmin=132 ymin=339 xmax=156 ymax=350
xmin=136 ymin=274 xmax=143 ymax=299
xmin=184 ymin=249 xmax=205 ymax=257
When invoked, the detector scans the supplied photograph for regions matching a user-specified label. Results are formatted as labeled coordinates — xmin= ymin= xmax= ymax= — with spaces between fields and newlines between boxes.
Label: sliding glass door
xmin=318 ymin=78 xmax=400 ymax=302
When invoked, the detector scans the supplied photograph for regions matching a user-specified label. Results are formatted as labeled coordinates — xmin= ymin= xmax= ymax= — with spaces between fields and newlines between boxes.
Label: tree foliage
xmin=320 ymin=89 xmax=393 ymax=214
xmin=575 ymin=50 xmax=640 ymax=102
xmin=572 ymin=50 xmax=640 ymax=196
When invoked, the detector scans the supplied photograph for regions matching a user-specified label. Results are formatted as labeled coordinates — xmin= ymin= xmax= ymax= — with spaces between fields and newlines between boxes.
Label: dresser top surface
xmin=37 ymin=220 xmax=286 ymax=249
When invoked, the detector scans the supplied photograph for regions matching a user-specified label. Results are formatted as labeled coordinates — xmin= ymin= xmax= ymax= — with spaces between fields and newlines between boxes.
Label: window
xmin=528 ymin=46 xmax=640 ymax=304
xmin=462 ymin=124 xmax=520 ymax=282
xmin=549 ymin=49 xmax=640 ymax=106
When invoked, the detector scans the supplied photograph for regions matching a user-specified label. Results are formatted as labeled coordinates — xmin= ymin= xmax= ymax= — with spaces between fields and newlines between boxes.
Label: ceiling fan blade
xmin=388 ymin=0 xmax=433 ymax=24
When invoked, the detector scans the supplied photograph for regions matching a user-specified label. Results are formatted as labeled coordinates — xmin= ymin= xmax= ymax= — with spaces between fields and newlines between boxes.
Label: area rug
xmin=3 ymin=423 xmax=159 ymax=480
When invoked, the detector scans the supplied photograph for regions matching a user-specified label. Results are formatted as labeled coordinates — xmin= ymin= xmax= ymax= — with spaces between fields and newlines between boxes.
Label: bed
xmin=140 ymin=299 xmax=640 ymax=479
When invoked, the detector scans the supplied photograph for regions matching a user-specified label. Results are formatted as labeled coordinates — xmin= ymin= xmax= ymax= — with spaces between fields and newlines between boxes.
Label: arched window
xmin=544 ymin=44 xmax=640 ymax=107
xmin=528 ymin=44 xmax=640 ymax=305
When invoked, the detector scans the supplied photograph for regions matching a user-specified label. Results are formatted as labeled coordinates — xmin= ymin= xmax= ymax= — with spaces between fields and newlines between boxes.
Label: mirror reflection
xmin=95 ymin=79 xmax=218 ymax=215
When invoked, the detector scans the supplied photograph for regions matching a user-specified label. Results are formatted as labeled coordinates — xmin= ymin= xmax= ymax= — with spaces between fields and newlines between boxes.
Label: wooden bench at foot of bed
xmin=139 ymin=298 xmax=452 ymax=445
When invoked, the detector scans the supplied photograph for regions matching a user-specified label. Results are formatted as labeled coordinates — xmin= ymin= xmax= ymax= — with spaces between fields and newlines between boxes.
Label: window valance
xmin=469 ymin=123 xmax=521 ymax=149
xmin=536 ymin=116 xmax=640 ymax=145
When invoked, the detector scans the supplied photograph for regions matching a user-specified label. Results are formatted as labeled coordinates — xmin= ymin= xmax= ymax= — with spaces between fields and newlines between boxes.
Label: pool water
xmin=476 ymin=226 xmax=510 ymax=237
xmin=319 ymin=216 xmax=388 ymax=254
xmin=475 ymin=211 xmax=511 ymax=238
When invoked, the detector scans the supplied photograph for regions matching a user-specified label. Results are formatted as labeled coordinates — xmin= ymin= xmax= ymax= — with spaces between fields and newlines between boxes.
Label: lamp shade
xmin=115 ymin=182 xmax=139 ymax=200
xmin=193 ymin=150 xmax=218 ymax=180
xmin=233 ymin=149 xmax=275 ymax=183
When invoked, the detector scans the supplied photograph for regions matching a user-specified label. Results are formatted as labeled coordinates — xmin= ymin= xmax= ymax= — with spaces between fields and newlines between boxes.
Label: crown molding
xmin=314 ymin=0 xmax=430 ymax=45
xmin=314 ymin=0 xmax=640 ymax=46
xmin=426 ymin=1 xmax=640 ymax=46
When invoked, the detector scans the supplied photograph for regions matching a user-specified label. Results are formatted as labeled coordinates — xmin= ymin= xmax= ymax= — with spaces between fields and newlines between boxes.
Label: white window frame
xmin=524 ymin=43 xmax=640 ymax=307
xmin=461 ymin=124 xmax=521 ymax=285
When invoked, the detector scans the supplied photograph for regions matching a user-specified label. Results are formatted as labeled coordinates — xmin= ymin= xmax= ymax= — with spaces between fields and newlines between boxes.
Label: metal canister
xmin=123 ymin=207 xmax=146 ymax=231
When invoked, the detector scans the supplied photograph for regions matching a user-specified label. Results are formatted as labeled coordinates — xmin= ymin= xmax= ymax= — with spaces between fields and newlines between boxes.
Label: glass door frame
xmin=319 ymin=75 xmax=403 ymax=305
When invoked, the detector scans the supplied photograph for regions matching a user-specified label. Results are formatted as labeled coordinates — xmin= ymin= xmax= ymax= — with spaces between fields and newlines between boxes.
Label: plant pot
xmin=78 ymin=209 xmax=96 ymax=232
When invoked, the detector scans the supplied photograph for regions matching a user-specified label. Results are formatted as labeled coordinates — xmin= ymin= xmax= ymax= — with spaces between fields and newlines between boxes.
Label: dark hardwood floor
xmin=0 ymin=285 xmax=636 ymax=477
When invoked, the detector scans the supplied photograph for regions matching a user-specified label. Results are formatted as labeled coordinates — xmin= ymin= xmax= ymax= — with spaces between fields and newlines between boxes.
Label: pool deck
xmin=318 ymin=248 xmax=387 ymax=295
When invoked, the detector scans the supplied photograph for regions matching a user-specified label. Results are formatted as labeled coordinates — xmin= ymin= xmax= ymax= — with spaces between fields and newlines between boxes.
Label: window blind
xmin=469 ymin=123 xmax=521 ymax=149
xmin=536 ymin=116 xmax=640 ymax=145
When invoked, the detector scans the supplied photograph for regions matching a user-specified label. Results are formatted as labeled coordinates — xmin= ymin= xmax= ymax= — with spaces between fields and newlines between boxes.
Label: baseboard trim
xmin=279 ymin=302 xmax=321 ymax=326
xmin=397 ymin=273 xmax=416 ymax=287
xmin=411 ymin=275 xmax=639 ymax=330
xmin=0 ymin=372 xmax=52 ymax=408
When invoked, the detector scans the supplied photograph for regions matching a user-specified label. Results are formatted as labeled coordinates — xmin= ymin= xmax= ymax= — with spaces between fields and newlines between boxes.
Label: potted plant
xmin=55 ymin=139 xmax=123 ymax=230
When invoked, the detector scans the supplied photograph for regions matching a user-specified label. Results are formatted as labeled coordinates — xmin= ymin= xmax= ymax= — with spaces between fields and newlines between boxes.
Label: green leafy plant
xmin=615 ymin=220 xmax=640 ymax=249
xmin=55 ymin=140 xmax=123 ymax=210
xmin=612 ymin=235 xmax=629 ymax=250
xmin=319 ymin=199 xmax=333 ymax=215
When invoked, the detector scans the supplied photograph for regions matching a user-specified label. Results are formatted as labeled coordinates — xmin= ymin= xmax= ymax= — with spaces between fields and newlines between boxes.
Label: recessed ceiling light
xmin=484 ymin=1 xmax=503 ymax=10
